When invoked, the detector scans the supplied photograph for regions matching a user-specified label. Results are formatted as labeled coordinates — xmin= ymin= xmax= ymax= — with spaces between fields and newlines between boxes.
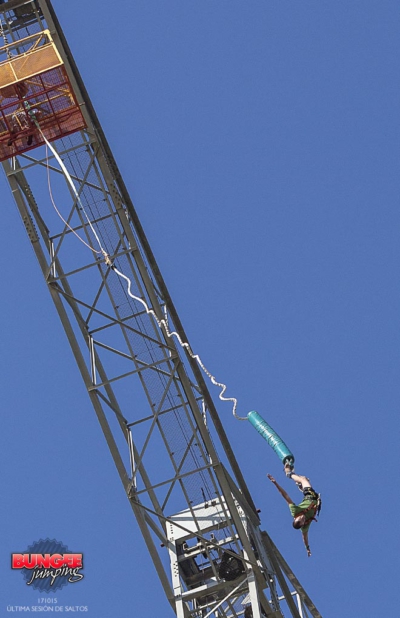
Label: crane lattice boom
xmin=0 ymin=2 xmax=322 ymax=617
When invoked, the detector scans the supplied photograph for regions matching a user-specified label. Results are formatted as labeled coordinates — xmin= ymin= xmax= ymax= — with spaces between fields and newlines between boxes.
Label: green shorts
xmin=289 ymin=498 xmax=316 ymax=530
xmin=289 ymin=498 xmax=312 ymax=517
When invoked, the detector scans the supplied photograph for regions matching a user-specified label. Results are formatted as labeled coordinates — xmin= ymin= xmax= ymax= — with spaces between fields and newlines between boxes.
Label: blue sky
xmin=1 ymin=1 xmax=399 ymax=616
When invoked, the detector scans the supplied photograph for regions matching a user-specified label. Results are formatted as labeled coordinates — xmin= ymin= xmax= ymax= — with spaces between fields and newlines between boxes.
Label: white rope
xmin=39 ymin=125 xmax=247 ymax=421
xmin=44 ymin=141 xmax=102 ymax=254
xmin=112 ymin=266 xmax=246 ymax=420
xmin=37 ymin=124 xmax=107 ymax=259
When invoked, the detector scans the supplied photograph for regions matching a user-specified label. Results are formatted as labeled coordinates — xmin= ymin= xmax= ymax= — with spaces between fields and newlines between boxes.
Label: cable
xmin=37 ymin=122 xmax=247 ymax=421
xmin=34 ymin=119 xmax=108 ymax=259
xmin=111 ymin=266 xmax=246 ymax=420
xmin=44 ymin=141 xmax=102 ymax=254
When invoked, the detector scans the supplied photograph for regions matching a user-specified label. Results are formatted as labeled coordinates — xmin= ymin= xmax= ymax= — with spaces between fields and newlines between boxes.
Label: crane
xmin=0 ymin=1 xmax=323 ymax=617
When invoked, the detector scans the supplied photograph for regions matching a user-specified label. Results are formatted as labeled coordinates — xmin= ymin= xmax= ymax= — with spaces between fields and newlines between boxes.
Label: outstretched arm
xmin=267 ymin=474 xmax=294 ymax=505
xmin=302 ymin=528 xmax=311 ymax=557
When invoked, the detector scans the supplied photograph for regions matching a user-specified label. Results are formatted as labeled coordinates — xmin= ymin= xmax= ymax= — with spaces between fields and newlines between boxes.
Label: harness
xmin=301 ymin=489 xmax=322 ymax=522
xmin=301 ymin=501 xmax=318 ymax=524
xmin=286 ymin=472 xmax=322 ymax=522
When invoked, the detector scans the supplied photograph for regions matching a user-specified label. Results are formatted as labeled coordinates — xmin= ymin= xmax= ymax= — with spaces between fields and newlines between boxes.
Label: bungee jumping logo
xmin=11 ymin=539 xmax=84 ymax=592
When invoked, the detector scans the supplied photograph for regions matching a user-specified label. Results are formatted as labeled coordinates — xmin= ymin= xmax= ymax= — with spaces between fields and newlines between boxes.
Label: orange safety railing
xmin=0 ymin=30 xmax=86 ymax=160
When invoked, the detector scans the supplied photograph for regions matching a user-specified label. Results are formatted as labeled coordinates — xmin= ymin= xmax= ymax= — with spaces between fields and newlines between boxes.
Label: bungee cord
xmin=37 ymin=124 xmax=247 ymax=421
xmin=44 ymin=141 xmax=103 ymax=254
xmin=40 ymin=132 xmax=106 ymax=258
xmin=110 ymin=265 xmax=246 ymax=420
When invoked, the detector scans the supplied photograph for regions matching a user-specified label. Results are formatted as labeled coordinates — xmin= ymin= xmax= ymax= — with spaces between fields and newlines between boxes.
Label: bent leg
xmin=288 ymin=473 xmax=312 ymax=490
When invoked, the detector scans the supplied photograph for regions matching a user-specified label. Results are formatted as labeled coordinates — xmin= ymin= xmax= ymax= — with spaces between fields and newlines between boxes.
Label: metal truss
xmin=0 ymin=2 xmax=323 ymax=617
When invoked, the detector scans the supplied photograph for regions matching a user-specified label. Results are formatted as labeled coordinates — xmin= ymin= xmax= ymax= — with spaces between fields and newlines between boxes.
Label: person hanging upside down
xmin=267 ymin=465 xmax=321 ymax=557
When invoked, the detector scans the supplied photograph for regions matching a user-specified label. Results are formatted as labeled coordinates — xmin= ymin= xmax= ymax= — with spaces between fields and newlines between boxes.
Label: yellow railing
xmin=0 ymin=30 xmax=63 ymax=92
